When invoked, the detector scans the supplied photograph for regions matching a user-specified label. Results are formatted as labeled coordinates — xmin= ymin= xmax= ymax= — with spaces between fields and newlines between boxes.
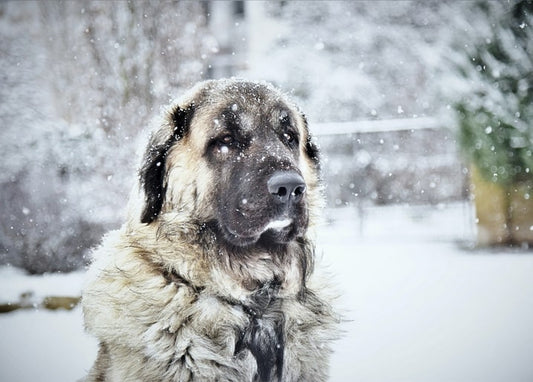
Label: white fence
xmin=311 ymin=117 xmax=441 ymax=136
xmin=312 ymin=117 xmax=466 ymax=207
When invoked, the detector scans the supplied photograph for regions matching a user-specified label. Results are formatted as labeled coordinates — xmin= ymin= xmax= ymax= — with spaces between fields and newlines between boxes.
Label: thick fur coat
xmin=82 ymin=79 xmax=339 ymax=382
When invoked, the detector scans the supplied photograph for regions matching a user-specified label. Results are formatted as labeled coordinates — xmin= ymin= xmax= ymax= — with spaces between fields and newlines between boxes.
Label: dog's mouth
xmin=218 ymin=217 xmax=299 ymax=248
xmin=264 ymin=218 xmax=292 ymax=231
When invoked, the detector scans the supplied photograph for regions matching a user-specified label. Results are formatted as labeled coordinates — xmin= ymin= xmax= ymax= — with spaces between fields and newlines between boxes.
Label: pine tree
xmin=454 ymin=0 xmax=533 ymax=245
xmin=455 ymin=0 xmax=533 ymax=186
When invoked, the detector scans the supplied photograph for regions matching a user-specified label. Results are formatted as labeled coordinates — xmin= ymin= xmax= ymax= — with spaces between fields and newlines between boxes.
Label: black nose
xmin=267 ymin=171 xmax=306 ymax=204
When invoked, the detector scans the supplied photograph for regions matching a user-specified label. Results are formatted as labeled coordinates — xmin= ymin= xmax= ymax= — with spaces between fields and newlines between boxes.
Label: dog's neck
xmin=204 ymin=224 xmax=313 ymax=300
xmin=127 ymin=213 xmax=315 ymax=306
xmin=130 ymin=218 xmax=313 ymax=303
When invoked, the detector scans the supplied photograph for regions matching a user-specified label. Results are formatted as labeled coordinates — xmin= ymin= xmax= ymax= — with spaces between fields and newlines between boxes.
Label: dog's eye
xmin=215 ymin=134 xmax=235 ymax=154
xmin=219 ymin=135 xmax=234 ymax=145
xmin=283 ymin=133 xmax=296 ymax=143
xmin=283 ymin=131 xmax=298 ymax=148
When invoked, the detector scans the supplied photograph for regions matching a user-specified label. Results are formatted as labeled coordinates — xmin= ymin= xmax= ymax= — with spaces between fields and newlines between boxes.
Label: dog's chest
xmin=236 ymin=283 xmax=285 ymax=382
xmin=158 ymin=274 xmax=287 ymax=382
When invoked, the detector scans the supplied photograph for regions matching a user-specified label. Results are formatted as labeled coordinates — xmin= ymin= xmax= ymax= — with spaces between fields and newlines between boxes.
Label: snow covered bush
xmin=0 ymin=167 xmax=106 ymax=274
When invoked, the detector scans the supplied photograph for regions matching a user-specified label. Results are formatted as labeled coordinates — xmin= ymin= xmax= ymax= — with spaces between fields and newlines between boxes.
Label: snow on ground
xmin=1 ymin=202 xmax=532 ymax=382
xmin=0 ymin=268 xmax=97 ymax=381
xmin=321 ymin=203 xmax=533 ymax=382
xmin=0 ymin=267 xmax=86 ymax=304
xmin=0 ymin=306 xmax=96 ymax=382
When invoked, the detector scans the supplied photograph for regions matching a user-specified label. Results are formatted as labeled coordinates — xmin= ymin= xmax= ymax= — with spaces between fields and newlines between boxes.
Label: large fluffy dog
xmin=82 ymin=79 xmax=339 ymax=382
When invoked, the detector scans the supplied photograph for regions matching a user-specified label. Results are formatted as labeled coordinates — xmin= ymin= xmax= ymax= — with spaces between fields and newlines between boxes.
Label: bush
xmin=0 ymin=167 xmax=108 ymax=274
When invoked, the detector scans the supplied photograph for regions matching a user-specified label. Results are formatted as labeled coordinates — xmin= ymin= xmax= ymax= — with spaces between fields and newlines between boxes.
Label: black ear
xmin=139 ymin=104 xmax=195 ymax=224
xmin=301 ymin=113 xmax=320 ymax=166
xmin=305 ymin=136 xmax=320 ymax=164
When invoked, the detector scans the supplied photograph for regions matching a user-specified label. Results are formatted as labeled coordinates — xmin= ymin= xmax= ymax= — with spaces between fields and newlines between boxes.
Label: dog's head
xmin=137 ymin=79 xmax=320 ymax=248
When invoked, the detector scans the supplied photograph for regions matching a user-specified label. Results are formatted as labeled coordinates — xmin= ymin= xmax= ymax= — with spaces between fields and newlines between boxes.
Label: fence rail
xmin=311 ymin=117 xmax=441 ymax=136
xmin=312 ymin=117 xmax=465 ymax=207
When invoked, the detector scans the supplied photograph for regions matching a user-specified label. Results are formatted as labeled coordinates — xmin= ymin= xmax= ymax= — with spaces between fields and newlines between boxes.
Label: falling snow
xmin=0 ymin=2 xmax=531 ymax=380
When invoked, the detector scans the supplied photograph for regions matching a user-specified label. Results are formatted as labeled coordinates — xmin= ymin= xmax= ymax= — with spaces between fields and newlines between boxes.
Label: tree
xmin=243 ymin=1 xmax=455 ymax=122
xmin=453 ymin=0 xmax=533 ymax=244
xmin=0 ymin=1 xmax=216 ymax=273
xmin=455 ymin=0 xmax=533 ymax=185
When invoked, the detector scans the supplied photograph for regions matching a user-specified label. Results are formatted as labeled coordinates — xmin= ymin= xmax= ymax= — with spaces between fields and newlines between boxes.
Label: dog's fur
xmin=82 ymin=79 xmax=339 ymax=382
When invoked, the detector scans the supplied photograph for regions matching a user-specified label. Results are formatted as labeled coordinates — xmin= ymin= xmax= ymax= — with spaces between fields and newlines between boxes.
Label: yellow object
xmin=510 ymin=183 xmax=533 ymax=244
xmin=471 ymin=166 xmax=509 ymax=245
xmin=471 ymin=166 xmax=533 ymax=246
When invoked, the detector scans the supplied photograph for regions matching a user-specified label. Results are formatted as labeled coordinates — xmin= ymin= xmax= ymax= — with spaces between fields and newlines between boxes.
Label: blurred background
xmin=0 ymin=1 xmax=532 ymax=381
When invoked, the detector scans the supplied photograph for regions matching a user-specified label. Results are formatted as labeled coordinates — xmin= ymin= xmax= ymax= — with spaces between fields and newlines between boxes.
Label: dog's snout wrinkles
xmin=267 ymin=171 xmax=306 ymax=204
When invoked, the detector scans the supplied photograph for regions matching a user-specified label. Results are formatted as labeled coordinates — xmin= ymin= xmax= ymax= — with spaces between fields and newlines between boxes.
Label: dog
xmin=82 ymin=79 xmax=339 ymax=382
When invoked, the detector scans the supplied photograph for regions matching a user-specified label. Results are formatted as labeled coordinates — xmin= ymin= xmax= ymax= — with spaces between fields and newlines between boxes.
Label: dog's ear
xmin=305 ymin=136 xmax=320 ymax=164
xmin=139 ymin=104 xmax=195 ymax=224
xmin=300 ymin=113 xmax=320 ymax=167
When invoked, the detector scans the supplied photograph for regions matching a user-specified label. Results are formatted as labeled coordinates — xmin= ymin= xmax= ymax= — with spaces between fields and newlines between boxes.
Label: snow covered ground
xmin=1 ymin=202 xmax=532 ymax=382
xmin=321 ymin=203 xmax=533 ymax=382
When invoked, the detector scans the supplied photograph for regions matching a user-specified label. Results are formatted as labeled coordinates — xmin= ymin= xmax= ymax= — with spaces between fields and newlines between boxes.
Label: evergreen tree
xmin=455 ymin=0 xmax=533 ymax=186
